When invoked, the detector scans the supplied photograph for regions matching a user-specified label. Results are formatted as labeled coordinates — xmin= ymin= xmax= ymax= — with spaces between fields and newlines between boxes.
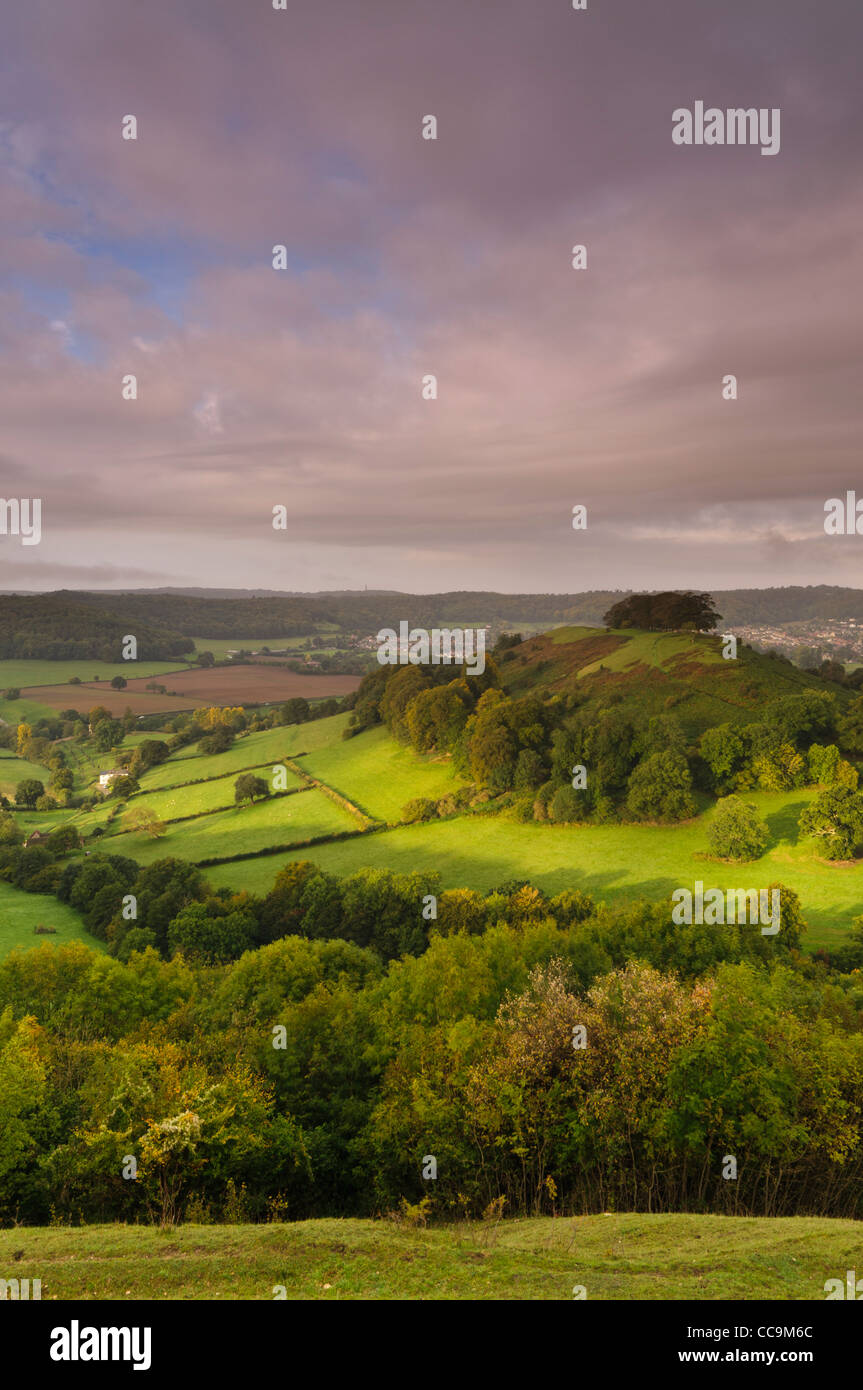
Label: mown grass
xmin=0 ymin=1213 xmax=859 ymax=1300
xmin=203 ymin=789 xmax=860 ymax=950
xmin=101 ymin=787 xmax=358 ymax=865
xmin=298 ymin=725 xmax=462 ymax=821
xmin=0 ymin=881 xmax=107 ymax=958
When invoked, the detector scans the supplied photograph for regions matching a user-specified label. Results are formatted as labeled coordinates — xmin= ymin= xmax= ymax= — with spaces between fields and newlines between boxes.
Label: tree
xmin=167 ymin=903 xmax=257 ymax=964
xmin=110 ymin=675 xmax=127 ymax=690
xmin=707 ymin=795 xmax=769 ymax=861
xmin=603 ymin=591 xmax=720 ymax=632
xmin=234 ymin=774 xmax=269 ymax=804
xmin=625 ymin=751 xmax=695 ymax=823
xmin=550 ymin=785 xmax=583 ymax=824
xmin=807 ymin=743 xmax=858 ymax=790
xmin=128 ymin=740 xmax=170 ymax=779
xmin=798 ymin=787 xmax=863 ymax=860
xmin=93 ymin=718 xmax=121 ymax=752
xmin=0 ymin=812 xmax=23 ymax=846
xmin=15 ymin=779 xmax=44 ymax=809
xmin=109 ymin=774 xmax=139 ymax=800
xmin=47 ymin=824 xmax=83 ymax=855
xmin=699 ymin=723 xmax=747 ymax=793
xmin=198 ymin=725 xmax=234 ymax=755
xmin=280 ymin=698 xmax=310 ymax=725
xmin=121 ymin=807 xmax=167 ymax=839
xmin=3 ymin=688 xmax=20 ymax=700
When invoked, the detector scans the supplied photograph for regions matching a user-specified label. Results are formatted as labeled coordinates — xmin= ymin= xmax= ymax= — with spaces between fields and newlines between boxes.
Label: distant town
xmin=733 ymin=618 xmax=863 ymax=669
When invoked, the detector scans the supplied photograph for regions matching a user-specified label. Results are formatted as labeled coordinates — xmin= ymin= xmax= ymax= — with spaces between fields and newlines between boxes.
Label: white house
xmin=98 ymin=769 xmax=122 ymax=790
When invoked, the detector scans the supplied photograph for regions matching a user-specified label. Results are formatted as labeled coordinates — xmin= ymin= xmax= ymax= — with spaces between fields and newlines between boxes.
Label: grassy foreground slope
xmin=1 ymin=1214 xmax=858 ymax=1300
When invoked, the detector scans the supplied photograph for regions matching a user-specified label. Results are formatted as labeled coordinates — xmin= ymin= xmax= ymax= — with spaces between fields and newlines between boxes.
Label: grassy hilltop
xmin=502 ymin=625 xmax=835 ymax=736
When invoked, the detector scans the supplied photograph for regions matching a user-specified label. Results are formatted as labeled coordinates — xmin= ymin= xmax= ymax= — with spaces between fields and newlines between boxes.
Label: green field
xmin=144 ymin=715 xmax=351 ymax=789
xmin=0 ymin=881 xmax=106 ymax=958
xmin=0 ymin=658 xmax=191 ymax=689
xmin=0 ymin=750 xmax=53 ymax=795
xmin=127 ymin=766 xmax=304 ymax=821
xmin=100 ymin=786 xmax=358 ymax=864
xmin=0 ymin=695 xmax=57 ymax=724
xmin=298 ymin=724 xmax=462 ymax=821
xmin=190 ymin=632 xmax=340 ymax=660
xmin=0 ymin=1213 xmax=858 ymax=1300
xmin=203 ymin=788 xmax=861 ymax=949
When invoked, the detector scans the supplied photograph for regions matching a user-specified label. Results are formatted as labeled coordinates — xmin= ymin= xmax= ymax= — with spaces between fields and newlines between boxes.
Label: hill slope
xmin=501 ymin=626 xmax=843 ymax=736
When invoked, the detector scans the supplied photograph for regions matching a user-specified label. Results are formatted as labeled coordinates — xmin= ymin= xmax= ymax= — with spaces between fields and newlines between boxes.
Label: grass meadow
xmin=297 ymin=724 xmax=461 ymax=821
xmin=100 ymin=787 xmax=358 ymax=865
xmin=203 ymin=786 xmax=861 ymax=951
xmin=0 ymin=1213 xmax=857 ymax=1300
xmin=0 ymin=881 xmax=106 ymax=958
xmin=0 ymin=658 xmax=191 ymax=689
xmin=127 ymin=767 xmax=305 ymax=821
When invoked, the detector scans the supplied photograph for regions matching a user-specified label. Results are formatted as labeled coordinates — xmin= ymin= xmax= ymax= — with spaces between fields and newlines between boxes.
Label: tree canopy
xmin=603 ymin=591 xmax=721 ymax=632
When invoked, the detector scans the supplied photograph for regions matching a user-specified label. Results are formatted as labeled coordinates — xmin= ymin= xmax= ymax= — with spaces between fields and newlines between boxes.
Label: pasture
xmin=298 ymin=724 xmax=462 ymax=822
xmin=100 ymin=786 xmax=358 ymax=865
xmin=140 ymin=715 xmax=351 ymax=789
xmin=0 ymin=658 xmax=190 ymax=689
xmin=0 ymin=881 xmax=106 ymax=959
xmin=203 ymin=788 xmax=861 ymax=950
xmin=0 ymin=750 xmax=54 ymax=795
xmin=126 ymin=766 xmax=304 ymax=821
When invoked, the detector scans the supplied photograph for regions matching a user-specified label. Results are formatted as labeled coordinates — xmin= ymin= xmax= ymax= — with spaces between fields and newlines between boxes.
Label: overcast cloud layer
xmin=1 ymin=0 xmax=861 ymax=593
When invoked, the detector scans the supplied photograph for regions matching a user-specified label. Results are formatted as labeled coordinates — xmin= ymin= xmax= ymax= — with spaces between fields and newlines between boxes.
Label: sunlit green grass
xmin=298 ymin=725 xmax=462 ymax=821
xmin=129 ymin=767 xmax=304 ymax=820
xmin=203 ymin=789 xmax=860 ymax=949
xmin=145 ymin=715 xmax=350 ymax=788
xmin=102 ymin=787 xmax=358 ymax=864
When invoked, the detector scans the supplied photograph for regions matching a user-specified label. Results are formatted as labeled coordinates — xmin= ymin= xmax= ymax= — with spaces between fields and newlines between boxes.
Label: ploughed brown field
xmin=22 ymin=666 xmax=362 ymax=715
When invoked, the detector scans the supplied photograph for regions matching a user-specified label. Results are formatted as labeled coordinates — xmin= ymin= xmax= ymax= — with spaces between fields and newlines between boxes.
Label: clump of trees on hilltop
xmin=603 ymin=590 xmax=721 ymax=632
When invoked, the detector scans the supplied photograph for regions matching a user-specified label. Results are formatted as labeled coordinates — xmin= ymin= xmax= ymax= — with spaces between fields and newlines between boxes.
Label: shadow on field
xmin=765 ymin=796 xmax=808 ymax=846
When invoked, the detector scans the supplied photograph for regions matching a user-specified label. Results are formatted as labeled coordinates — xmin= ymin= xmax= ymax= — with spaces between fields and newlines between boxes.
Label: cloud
xmin=1 ymin=0 xmax=862 ymax=591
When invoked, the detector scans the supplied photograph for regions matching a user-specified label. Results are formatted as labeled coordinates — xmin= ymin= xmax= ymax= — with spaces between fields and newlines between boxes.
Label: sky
xmin=0 ymin=0 xmax=861 ymax=594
